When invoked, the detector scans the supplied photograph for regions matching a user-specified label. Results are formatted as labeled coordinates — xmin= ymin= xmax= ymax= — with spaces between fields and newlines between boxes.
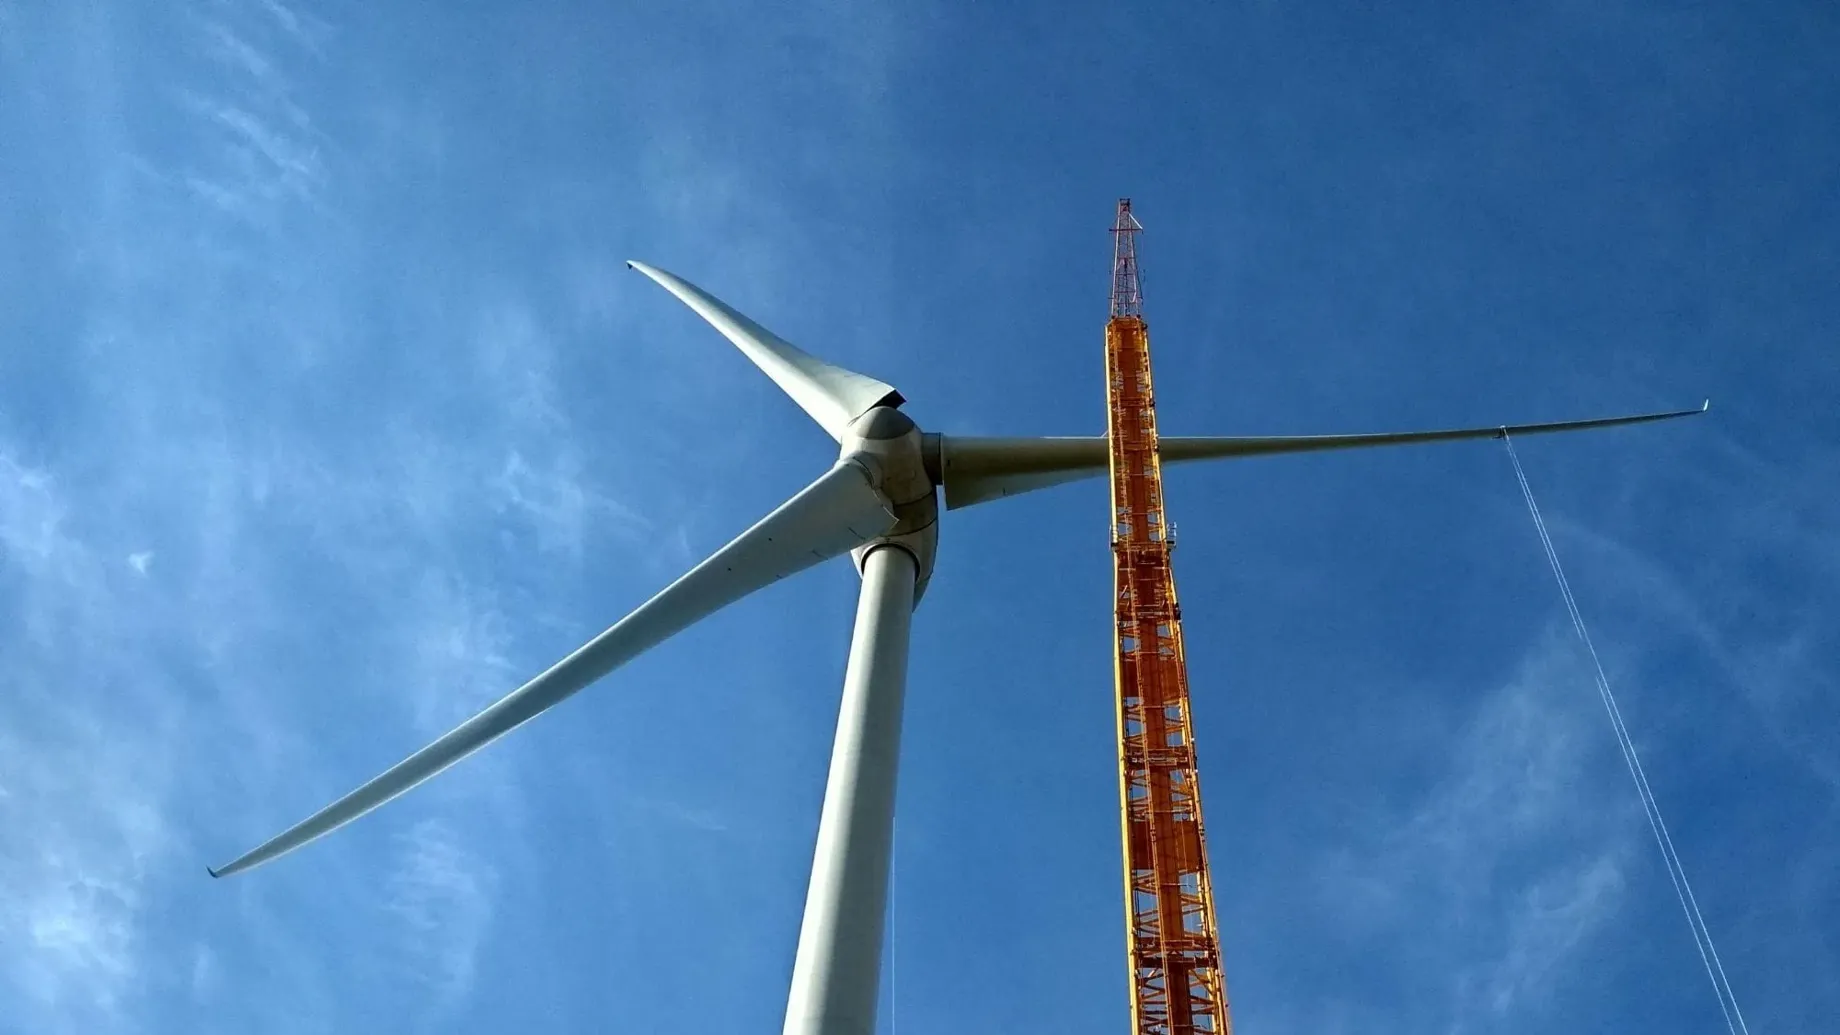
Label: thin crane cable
xmin=1503 ymin=431 xmax=1750 ymax=1035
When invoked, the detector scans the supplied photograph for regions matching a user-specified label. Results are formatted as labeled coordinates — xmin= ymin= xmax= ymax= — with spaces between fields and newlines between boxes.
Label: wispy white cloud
xmin=1463 ymin=850 xmax=1626 ymax=1018
xmin=469 ymin=298 xmax=654 ymax=559
xmin=0 ymin=2 xmax=644 ymax=1027
xmin=0 ymin=454 xmax=182 ymax=1033
xmin=199 ymin=17 xmax=280 ymax=86
xmin=188 ymin=944 xmax=219 ymax=1003
xmin=399 ymin=572 xmax=519 ymax=734
xmin=1314 ymin=629 xmax=1635 ymax=1028
xmin=251 ymin=0 xmax=334 ymax=58
xmin=1544 ymin=436 xmax=1840 ymax=800
xmin=385 ymin=819 xmax=499 ymax=1001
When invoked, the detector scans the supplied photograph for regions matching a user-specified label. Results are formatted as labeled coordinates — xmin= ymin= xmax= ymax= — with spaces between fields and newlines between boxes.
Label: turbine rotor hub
xmin=839 ymin=406 xmax=938 ymax=602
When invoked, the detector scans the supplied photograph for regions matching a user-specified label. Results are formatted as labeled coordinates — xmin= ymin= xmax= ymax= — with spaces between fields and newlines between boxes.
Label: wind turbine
xmin=212 ymin=261 xmax=1705 ymax=1034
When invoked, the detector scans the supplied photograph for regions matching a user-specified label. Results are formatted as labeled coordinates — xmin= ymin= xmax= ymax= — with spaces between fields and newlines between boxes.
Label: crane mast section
xmin=1105 ymin=201 xmax=1231 ymax=1035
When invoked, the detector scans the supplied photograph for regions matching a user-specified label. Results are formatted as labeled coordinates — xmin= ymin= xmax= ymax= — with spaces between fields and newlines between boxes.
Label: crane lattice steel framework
xmin=1105 ymin=199 xmax=1232 ymax=1035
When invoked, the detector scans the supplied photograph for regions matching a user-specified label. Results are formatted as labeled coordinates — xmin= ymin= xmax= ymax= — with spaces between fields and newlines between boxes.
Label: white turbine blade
xmin=940 ymin=401 xmax=1708 ymax=509
xmin=937 ymin=436 xmax=1112 ymax=509
xmin=1159 ymin=400 xmax=1710 ymax=462
xmin=210 ymin=461 xmax=896 ymax=878
xmin=628 ymin=261 xmax=902 ymax=440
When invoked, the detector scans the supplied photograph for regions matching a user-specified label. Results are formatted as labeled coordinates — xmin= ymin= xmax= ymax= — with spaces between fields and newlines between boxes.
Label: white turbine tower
xmin=213 ymin=261 xmax=1706 ymax=1034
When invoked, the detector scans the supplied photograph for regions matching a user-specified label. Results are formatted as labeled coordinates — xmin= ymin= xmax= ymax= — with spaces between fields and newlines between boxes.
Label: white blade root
xmin=628 ymin=261 xmax=902 ymax=440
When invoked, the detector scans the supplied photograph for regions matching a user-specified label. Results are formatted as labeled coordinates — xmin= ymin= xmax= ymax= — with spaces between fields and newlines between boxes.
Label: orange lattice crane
xmin=1105 ymin=199 xmax=1232 ymax=1035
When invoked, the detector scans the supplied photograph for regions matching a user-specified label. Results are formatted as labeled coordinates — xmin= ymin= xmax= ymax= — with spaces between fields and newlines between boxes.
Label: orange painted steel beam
xmin=1106 ymin=199 xmax=1232 ymax=1035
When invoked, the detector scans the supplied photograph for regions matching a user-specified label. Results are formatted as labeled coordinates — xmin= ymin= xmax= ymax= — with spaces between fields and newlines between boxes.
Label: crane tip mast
xmin=1111 ymin=198 xmax=1146 ymax=321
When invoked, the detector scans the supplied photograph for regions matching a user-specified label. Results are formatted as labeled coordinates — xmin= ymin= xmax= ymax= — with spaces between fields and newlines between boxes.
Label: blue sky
xmin=2 ymin=1 xmax=1836 ymax=1032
